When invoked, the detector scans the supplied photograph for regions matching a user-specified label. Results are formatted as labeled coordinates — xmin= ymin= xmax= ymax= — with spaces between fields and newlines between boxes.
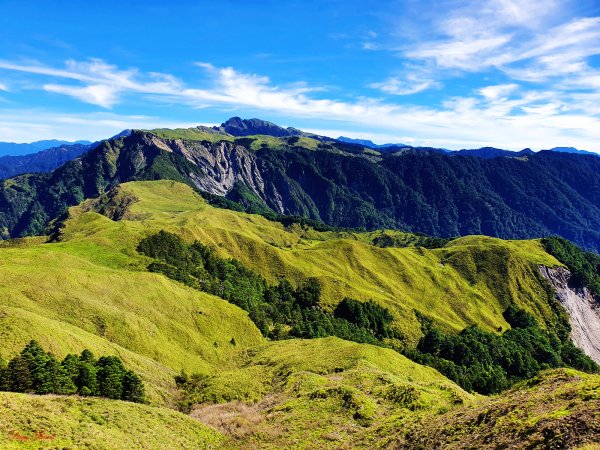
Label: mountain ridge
xmin=215 ymin=116 xmax=336 ymax=142
xmin=1 ymin=127 xmax=600 ymax=253
xmin=337 ymin=136 xmax=410 ymax=149
xmin=0 ymin=139 xmax=92 ymax=157
xmin=0 ymin=142 xmax=93 ymax=180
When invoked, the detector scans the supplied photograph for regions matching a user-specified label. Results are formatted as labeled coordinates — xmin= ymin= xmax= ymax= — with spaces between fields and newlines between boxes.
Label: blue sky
xmin=1 ymin=0 xmax=600 ymax=150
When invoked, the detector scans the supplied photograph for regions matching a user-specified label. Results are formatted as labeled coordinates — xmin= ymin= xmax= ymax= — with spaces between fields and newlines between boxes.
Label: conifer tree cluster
xmin=138 ymin=231 xmax=397 ymax=344
xmin=0 ymin=341 xmax=145 ymax=403
xmin=406 ymin=306 xmax=598 ymax=394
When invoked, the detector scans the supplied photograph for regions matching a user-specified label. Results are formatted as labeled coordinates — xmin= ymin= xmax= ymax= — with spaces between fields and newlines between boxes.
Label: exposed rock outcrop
xmin=177 ymin=140 xmax=265 ymax=198
xmin=539 ymin=266 xmax=600 ymax=364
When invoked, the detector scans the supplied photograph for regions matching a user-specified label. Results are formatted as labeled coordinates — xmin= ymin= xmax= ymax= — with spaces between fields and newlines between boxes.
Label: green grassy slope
xmin=0 ymin=392 xmax=223 ymax=449
xmin=0 ymin=338 xmax=470 ymax=450
xmin=189 ymin=337 xmax=471 ymax=449
xmin=150 ymin=126 xmax=234 ymax=143
xmin=0 ymin=191 xmax=264 ymax=403
xmin=0 ymin=179 xmax=565 ymax=393
xmin=0 ymin=179 xmax=592 ymax=449
xmin=395 ymin=368 xmax=600 ymax=450
xmin=98 ymin=180 xmax=562 ymax=344
xmin=149 ymin=126 xmax=322 ymax=151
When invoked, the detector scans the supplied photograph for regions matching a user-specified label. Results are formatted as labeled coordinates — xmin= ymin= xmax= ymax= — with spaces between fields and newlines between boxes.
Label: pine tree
xmin=79 ymin=349 xmax=96 ymax=364
xmin=8 ymin=356 xmax=32 ymax=392
xmin=35 ymin=354 xmax=58 ymax=394
xmin=0 ymin=357 xmax=9 ymax=391
xmin=20 ymin=340 xmax=51 ymax=393
xmin=97 ymin=356 xmax=125 ymax=400
xmin=77 ymin=362 xmax=99 ymax=395
xmin=122 ymin=370 xmax=146 ymax=403
xmin=61 ymin=354 xmax=81 ymax=382
xmin=38 ymin=355 xmax=76 ymax=395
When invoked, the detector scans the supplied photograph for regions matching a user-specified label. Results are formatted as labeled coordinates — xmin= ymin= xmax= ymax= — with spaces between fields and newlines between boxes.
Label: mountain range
xmin=0 ymin=117 xmax=599 ymax=448
xmin=337 ymin=136 xmax=409 ymax=149
xmin=0 ymin=142 xmax=93 ymax=179
xmin=1 ymin=118 xmax=600 ymax=253
xmin=0 ymin=139 xmax=92 ymax=157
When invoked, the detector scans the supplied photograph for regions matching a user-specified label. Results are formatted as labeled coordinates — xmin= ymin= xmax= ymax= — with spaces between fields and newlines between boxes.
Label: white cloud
xmin=44 ymin=83 xmax=120 ymax=108
xmin=1 ymin=58 xmax=600 ymax=151
xmin=483 ymin=0 xmax=559 ymax=27
xmin=408 ymin=35 xmax=512 ymax=70
xmin=0 ymin=58 xmax=182 ymax=108
xmin=0 ymin=82 xmax=7 ymax=91
xmin=391 ymin=1 xmax=600 ymax=97
xmin=362 ymin=42 xmax=379 ymax=51
xmin=478 ymin=84 xmax=519 ymax=100
xmin=370 ymin=73 xmax=440 ymax=95
xmin=0 ymin=109 xmax=201 ymax=142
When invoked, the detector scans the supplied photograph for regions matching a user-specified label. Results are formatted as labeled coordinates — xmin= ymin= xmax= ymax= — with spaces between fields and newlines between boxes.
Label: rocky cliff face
xmin=162 ymin=137 xmax=269 ymax=202
xmin=539 ymin=266 xmax=600 ymax=364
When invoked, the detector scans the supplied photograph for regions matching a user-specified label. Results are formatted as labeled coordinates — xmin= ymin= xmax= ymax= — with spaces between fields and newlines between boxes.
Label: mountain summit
xmin=216 ymin=117 xmax=305 ymax=137
xmin=215 ymin=116 xmax=335 ymax=141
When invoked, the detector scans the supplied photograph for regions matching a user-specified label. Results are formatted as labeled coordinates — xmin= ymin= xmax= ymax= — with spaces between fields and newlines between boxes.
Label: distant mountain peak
xmin=216 ymin=117 xmax=304 ymax=138
xmin=110 ymin=129 xmax=132 ymax=140
xmin=337 ymin=136 xmax=408 ymax=149
xmin=549 ymin=147 xmax=597 ymax=156
xmin=0 ymin=139 xmax=93 ymax=157
xmin=454 ymin=147 xmax=535 ymax=159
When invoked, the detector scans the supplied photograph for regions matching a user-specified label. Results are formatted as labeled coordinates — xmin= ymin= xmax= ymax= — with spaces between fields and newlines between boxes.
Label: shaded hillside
xmin=254 ymin=148 xmax=600 ymax=250
xmin=0 ymin=131 xmax=207 ymax=237
xmin=0 ymin=142 xmax=92 ymax=180
xmin=1 ymin=129 xmax=600 ymax=252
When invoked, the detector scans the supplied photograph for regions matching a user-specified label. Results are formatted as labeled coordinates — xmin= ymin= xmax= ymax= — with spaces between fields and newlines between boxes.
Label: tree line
xmin=0 ymin=340 xmax=145 ymax=403
xmin=405 ymin=306 xmax=598 ymax=394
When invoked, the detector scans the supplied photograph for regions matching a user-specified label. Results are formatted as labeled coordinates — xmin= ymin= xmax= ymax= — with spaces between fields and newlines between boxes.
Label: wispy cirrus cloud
xmin=369 ymin=71 xmax=441 ymax=96
xmin=401 ymin=0 xmax=569 ymax=72
xmin=43 ymin=84 xmax=120 ymax=108
xmin=478 ymin=84 xmax=519 ymax=101
xmin=369 ymin=0 xmax=600 ymax=97
xmin=0 ymin=59 xmax=182 ymax=108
